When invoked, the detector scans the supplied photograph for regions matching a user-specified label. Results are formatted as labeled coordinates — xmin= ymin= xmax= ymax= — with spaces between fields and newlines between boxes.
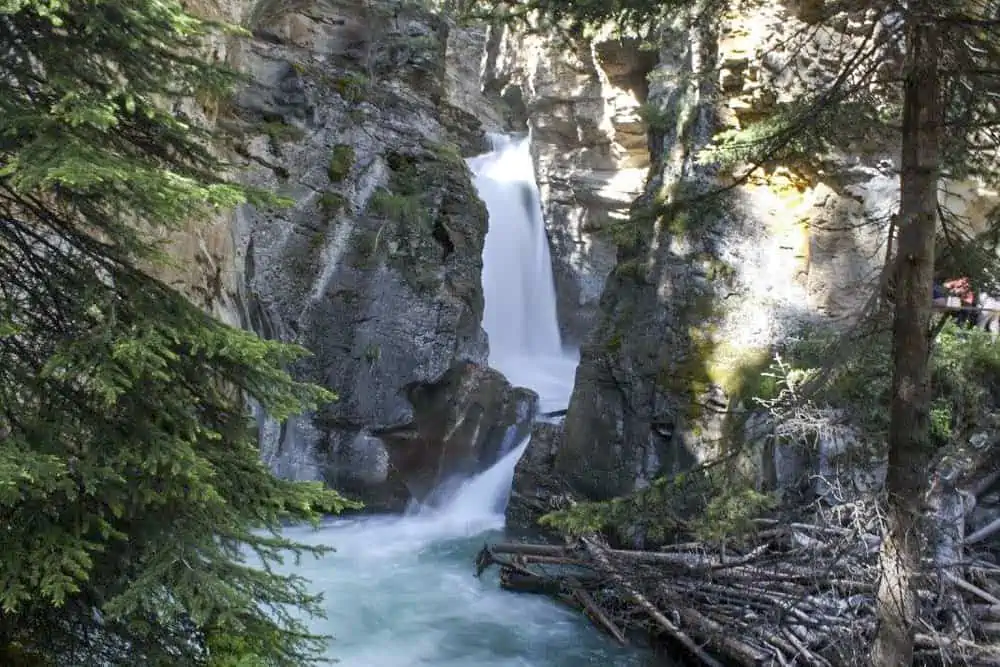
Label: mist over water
xmin=282 ymin=135 xmax=647 ymax=666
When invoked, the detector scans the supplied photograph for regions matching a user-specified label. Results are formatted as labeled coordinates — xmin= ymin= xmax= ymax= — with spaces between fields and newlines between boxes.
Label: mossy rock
xmin=703 ymin=342 xmax=773 ymax=401
xmin=613 ymin=258 xmax=650 ymax=283
xmin=259 ymin=120 xmax=305 ymax=142
xmin=357 ymin=146 xmax=480 ymax=293
xmin=605 ymin=330 xmax=624 ymax=354
xmin=367 ymin=188 xmax=423 ymax=225
xmin=307 ymin=229 xmax=327 ymax=252
xmin=333 ymin=73 xmax=369 ymax=104
xmin=319 ymin=191 xmax=347 ymax=216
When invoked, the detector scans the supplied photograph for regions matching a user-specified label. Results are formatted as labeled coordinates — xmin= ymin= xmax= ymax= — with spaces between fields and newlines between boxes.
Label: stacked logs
xmin=474 ymin=504 xmax=1000 ymax=666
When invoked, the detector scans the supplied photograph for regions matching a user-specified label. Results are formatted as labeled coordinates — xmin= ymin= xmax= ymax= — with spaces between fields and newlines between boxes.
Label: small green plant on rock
xmin=605 ymin=331 xmax=624 ymax=354
xmin=429 ymin=140 xmax=466 ymax=166
xmin=637 ymin=101 xmax=672 ymax=133
xmin=367 ymin=189 xmax=423 ymax=225
xmin=307 ymin=229 xmax=326 ymax=252
xmin=334 ymin=72 xmax=369 ymax=104
xmin=260 ymin=120 xmax=305 ymax=143
xmin=328 ymin=144 xmax=355 ymax=182
xmin=613 ymin=258 xmax=649 ymax=283
xmin=348 ymin=227 xmax=386 ymax=269
xmin=319 ymin=191 xmax=347 ymax=216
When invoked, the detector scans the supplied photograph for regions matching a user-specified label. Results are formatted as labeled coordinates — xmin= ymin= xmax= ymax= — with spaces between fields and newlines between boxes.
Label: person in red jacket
xmin=943 ymin=277 xmax=977 ymax=328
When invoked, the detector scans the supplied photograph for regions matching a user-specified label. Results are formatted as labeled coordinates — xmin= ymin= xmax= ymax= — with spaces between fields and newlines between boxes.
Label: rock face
xmin=544 ymin=2 xmax=1000 ymax=500
xmin=376 ymin=361 xmax=538 ymax=503
xmin=161 ymin=0 xmax=545 ymax=510
xmin=505 ymin=420 xmax=572 ymax=533
xmin=162 ymin=0 xmax=1000 ymax=513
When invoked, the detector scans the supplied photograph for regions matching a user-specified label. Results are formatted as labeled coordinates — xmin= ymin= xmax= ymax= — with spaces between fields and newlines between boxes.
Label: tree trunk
xmin=871 ymin=6 xmax=942 ymax=667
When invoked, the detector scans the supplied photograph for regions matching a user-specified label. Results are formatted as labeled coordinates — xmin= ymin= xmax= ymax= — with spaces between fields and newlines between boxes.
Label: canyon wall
xmin=502 ymin=0 xmax=1000 ymax=513
xmin=166 ymin=0 xmax=539 ymax=510
xmin=158 ymin=0 xmax=999 ymax=513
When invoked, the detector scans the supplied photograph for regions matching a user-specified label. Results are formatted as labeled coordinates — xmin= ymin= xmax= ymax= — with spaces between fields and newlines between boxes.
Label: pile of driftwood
xmin=475 ymin=501 xmax=1000 ymax=666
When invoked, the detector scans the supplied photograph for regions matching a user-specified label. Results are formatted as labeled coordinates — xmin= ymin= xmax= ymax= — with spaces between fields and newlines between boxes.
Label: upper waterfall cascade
xmin=468 ymin=134 xmax=580 ymax=415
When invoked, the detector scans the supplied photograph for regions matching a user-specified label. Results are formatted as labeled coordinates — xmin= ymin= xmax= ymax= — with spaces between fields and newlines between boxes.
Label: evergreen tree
xmin=0 ymin=0 xmax=355 ymax=663
xmin=873 ymin=3 xmax=941 ymax=663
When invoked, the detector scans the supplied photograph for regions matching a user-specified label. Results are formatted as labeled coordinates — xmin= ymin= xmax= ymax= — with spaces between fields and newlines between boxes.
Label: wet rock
xmin=505 ymin=421 xmax=572 ymax=533
xmin=201 ymin=0 xmax=517 ymax=507
xmin=370 ymin=361 xmax=538 ymax=505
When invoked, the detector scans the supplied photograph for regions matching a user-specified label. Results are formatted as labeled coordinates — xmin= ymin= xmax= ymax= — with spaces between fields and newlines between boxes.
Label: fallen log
xmin=488 ymin=542 xmax=571 ymax=558
xmin=654 ymin=580 xmax=772 ymax=666
xmin=579 ymin=536 xmax=729 ymax=667
xmin=474 ymin=498 xmax=1000 ymax=667
xmin=571 ymin=585 xmax=627 ymax=646
xmin=967 ymin=516 xmax=1000 ymax=546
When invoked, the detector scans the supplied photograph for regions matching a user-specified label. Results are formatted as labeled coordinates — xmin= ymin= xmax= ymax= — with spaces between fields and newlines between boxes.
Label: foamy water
xmin=281 ymin=439 xmax=650 ymax=665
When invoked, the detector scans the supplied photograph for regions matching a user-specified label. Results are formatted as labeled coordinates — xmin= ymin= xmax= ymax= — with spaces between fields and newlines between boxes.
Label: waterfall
xmin=404 ymin=133 xmax=579 ymax=521
xmin=469 ymin=134 xmax=580 ymax=415
xmin=469 ymin=134 xmax=562 ymax=359
xmin=274 ymin=135 xmax=648 ymax=667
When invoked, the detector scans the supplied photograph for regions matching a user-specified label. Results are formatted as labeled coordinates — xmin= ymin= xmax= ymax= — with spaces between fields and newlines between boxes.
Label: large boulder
xmin=369 ymin=361 xmax=538 ymax=508
xmin=505 ymin=420 xmax=573 ymax=533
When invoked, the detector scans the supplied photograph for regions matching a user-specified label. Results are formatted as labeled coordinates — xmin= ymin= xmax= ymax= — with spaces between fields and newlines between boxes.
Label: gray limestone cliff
xmin=166 ymin=0 xmax=539 ymax=510
xmin=160 ymin=0 xmax=999 ymax=515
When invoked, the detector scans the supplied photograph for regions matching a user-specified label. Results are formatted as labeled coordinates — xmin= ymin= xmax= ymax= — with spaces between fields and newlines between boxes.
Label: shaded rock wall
xmin=167 ymin=0 xmax=541 ymax=510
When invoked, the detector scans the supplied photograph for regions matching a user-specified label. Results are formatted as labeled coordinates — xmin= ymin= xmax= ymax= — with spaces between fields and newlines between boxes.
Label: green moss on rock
xmin=259 ymin=120 xmax=305 ymax=143
xmin=613 ymin=258 xmax=650 ymax=283
xmin=319 ymin=192 xmax=347 ymax=216
xmin=360 ymin=148 xmax=482 ymax=294
xmin=328 ymin=144 xmax=355 ymax=182
xmin=334 ymin=73 xmax=369 ymax=104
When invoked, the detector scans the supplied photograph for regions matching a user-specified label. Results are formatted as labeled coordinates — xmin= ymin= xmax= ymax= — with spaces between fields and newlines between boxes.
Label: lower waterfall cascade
xmin=279 ymin=134 xmax=650 ymax=665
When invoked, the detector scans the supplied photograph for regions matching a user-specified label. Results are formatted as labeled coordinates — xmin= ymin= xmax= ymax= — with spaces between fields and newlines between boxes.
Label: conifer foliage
xmin=0 ymin=0 xmax=352 ymax=664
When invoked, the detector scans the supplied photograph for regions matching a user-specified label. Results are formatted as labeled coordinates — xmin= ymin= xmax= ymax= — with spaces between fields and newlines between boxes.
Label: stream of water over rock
xmin=283 ymin=135 xmax=651 ymax=665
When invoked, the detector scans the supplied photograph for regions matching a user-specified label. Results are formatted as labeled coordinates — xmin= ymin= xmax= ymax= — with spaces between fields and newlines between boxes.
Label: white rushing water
xmin=284 ymin=437 xmax=651 ymax=666
xmin=469 ymin=134 xmax=581 ymax=415
xmin=281 ymin=134 xmax=647 ymax=666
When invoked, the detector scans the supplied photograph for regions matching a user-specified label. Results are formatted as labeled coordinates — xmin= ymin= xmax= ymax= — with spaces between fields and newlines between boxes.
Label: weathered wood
xmin=488 ymin=542 xmax=571 ymax=558
xmin=966 ymin=516 xmax=1000 ymax=546
xmin=474 ymin=502 xmax=1000 ymax=666
xmin=970 ymin=604 xmax=1000 ymax=619
xmin=571 ymin=585 xmax=627 ymax=646
xmin=499 ymin=568 xmax=566 ymax=595
xmin=579 ymin=536 xmax=727 ymax=667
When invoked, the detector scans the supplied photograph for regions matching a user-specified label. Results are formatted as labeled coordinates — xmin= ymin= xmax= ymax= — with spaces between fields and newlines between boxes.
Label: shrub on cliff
xmin=0 ymin=0 xmax=355 ymax=664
